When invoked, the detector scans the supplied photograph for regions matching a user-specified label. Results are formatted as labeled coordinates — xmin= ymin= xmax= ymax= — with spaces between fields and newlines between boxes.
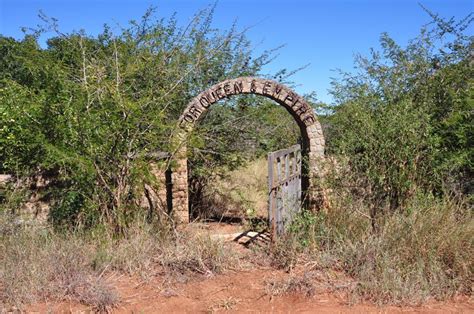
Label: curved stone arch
xmin=172 ymin=77 xmax=325 ymax=222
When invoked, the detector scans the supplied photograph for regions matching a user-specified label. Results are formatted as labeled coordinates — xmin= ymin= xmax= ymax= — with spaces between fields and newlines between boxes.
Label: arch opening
xmin=172 ymin=77 xmax=325 ymax=223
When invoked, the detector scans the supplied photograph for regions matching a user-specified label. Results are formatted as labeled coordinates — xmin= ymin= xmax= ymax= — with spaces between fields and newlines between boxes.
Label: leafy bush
xmin=327 ymin=9 xmax=473 ymax=221
xmin=0 ymin=6 xmax=280 ymax=229
xmin=277 ymin=10 xmax=473 ymax=304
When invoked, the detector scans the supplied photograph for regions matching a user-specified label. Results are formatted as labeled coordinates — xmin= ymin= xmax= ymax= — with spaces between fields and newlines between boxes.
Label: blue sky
xmin=0 ymin=0 xmax=472 ymax=103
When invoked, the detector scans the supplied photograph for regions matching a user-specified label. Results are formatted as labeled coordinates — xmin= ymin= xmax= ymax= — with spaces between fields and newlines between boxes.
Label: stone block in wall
xmin=0 ymin=174 xmax=50 ymax=225
xmin=139 ymin=156 xmax=173 ymax=219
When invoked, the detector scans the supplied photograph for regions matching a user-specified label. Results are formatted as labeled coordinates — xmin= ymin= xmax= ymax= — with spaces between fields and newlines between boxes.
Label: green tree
xmin=0 ymin=6 xmax=279 ymax=230
xmin=327 ymin=9 xmax=473 ymax=224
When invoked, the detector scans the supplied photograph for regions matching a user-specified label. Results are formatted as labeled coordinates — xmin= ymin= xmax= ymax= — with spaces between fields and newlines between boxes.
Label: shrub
xmin=0 ymin=6 xmax=279 ymax=230
xmin=327 ymin=9 xmax=473 ymax=221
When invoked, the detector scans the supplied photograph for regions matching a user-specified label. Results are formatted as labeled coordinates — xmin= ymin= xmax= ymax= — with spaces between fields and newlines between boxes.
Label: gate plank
xmin=268 ymin=144 xmax=302 ymax=240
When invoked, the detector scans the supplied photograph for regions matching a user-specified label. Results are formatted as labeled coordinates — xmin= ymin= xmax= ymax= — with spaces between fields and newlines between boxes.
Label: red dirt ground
xmin=26 ymin=268 xmax=473 ymax=313
xmin=24 ymin=223 xmax=474 ymax=313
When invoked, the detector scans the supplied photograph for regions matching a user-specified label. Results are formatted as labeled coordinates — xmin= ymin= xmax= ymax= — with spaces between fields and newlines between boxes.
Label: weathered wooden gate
xmin=268 ymin=144 xmax=302 ymax=239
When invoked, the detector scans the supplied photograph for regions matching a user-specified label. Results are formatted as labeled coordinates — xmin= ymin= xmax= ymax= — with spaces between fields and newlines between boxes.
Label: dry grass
xmin=203 ymin=158 xmax=268 ymax=220
xmin=275 ymin=194 xmax=474 ymax=305
xmin=265 ymin=272 xmax=315 ymax=297
xmin=1 ymin=159 xmax=471 ymax=308
xmin=204 ymin=158 xmax=472 ymax=304
xmin=160 ymin=232 xmax=237 ymax=277
xmin=203 ymin=158 xmax=474 ymax=305
xmin=0 ymin=216 xmax=238 ymax=310
xmin=334 ymin=196 xmax=473 ymax=305
xmin=208 ymin=296 xmax=240 ymax=312
xmin=0 ymin=227 xmax=118 ymax=311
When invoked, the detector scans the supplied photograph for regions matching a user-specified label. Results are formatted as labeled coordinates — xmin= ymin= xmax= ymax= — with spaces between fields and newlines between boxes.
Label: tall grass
xmin=0 ymin=226 xmax=118 ymax=311
xmin=199 ymin=158 xmax=473 ymax=304
xmin=1 ymin=159 xmax=471 ymax=308
xmin=0 ymin=216 xmax=237 ymax=310
xmin=340 ymin=196 xmax=472 ymax=304
xmin=200 ymin=158 xmax=268 ymax=220
xmin=285 ymin=193 xmax=473 ymax=305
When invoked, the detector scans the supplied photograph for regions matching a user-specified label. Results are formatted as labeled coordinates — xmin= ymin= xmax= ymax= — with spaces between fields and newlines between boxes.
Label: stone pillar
xmin=306 ymin=122 xmax=327 ymax=210
xmin=171 ymin=130 xmax=190 ymax=223
xmin=307 ymin=122 xmax=325 ymax=171
xmin=172 ymin=154 xmax=189 ymax=223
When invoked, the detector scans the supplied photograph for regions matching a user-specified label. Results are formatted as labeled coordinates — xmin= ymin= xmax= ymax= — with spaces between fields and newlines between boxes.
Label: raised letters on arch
xmin=179 ymin=77 xmax=318 ymax=129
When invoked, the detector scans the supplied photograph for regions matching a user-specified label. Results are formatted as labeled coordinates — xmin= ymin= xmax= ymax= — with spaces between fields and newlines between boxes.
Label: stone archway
xmin=171 ymin=77 xmax=325 ymax=222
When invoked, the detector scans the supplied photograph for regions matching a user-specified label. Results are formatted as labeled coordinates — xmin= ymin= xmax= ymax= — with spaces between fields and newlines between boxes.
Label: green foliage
xmin=327 ymin=11 xmax=473 ymax=218
xmin=49 ymin=190 xmax=85 ymax=229
xmin=0 ymin=6 xmax=277 ymax=229
xmin=190 ymin=96 xmax=300 ymax=172
xmin=287 ymin=210 xmax=325 ymax=248
xmin=188 ymin=95 xmax=303 ymax=217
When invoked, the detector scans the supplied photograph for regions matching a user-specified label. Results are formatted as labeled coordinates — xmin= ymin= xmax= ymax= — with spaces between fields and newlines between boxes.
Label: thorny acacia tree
xmin=326 ymin=8 xmax=473 ymax=226
xmin=0 ymin=6 xmax=283 ymax=229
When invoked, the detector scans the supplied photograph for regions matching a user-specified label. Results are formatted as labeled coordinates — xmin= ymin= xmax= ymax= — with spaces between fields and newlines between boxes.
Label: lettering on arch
xmin=179 ymin=77 xmax=318 ymax=129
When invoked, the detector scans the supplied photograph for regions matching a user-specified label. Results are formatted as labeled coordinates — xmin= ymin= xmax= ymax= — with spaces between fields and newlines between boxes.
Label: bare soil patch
xmin=26 ymin=266 xmax=473 ymax=313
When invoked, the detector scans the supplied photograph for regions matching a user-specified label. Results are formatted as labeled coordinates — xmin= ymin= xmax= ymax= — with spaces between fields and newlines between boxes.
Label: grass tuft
xmin=265 ymin=272 xmax=315 ymax=297
xmin=0 ymin=227 xmax=119 ymax=310
xmin=278 ymin=194 xmax=473 ymax=305
xmin=0 ymin=216 xmax=237 ymax=309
